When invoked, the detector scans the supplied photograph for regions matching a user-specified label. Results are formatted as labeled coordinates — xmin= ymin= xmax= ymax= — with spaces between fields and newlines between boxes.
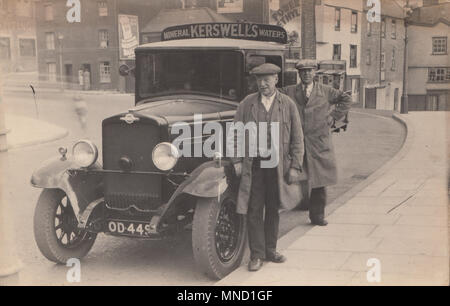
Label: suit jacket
xmin=281 ymin=83 xmax=352 ymax=188
xmin=229 ymin=90 xmax=305 ymax=214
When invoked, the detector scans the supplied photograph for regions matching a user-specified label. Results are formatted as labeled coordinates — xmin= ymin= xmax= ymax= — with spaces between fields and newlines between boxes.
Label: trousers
xmin=247 ymin=163 xmax=279 ymax=260
xmin=309 ymin=187 xmax=327 ymax=221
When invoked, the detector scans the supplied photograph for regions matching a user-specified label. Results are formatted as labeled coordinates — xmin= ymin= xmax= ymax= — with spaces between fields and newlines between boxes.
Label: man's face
xmin=255 ymin=74 xmax=278 ymax=97
xmin=298 ymin=68 xmax=315 ymax=85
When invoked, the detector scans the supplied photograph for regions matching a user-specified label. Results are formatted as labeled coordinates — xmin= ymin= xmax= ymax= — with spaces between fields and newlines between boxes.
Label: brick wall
xmin=301 ymin=0 xmax=316 ymax=59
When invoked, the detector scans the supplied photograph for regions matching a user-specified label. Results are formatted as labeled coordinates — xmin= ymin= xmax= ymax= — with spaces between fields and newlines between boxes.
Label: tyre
xmin=33 ymin=189 xmax=97 ymax=264
xmin=192 ymin=190 xmax=247 ymax=280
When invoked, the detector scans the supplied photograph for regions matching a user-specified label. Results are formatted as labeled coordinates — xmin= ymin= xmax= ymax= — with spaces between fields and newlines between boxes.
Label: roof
xmin=142 ymin=7 xmax=232 ymax=33
xmin=409 ymin=2 xmax=450 ymax=26
xmin=136 ymin=38 xmax=286 ymax=51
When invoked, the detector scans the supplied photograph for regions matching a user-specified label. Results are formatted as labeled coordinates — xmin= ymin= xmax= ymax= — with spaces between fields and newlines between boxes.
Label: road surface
xmin=2 ymin=90 xmax=405 ymax=285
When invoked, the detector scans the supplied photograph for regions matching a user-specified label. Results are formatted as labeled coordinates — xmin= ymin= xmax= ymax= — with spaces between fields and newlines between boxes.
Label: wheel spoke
xmin=215 ymin=198 xmax=243 ymax=263
xmin=58 ymin=230 xmax=65 ymax=242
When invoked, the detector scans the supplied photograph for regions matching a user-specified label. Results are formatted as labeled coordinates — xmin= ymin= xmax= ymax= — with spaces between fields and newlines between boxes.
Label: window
xmin=0 ymin=37 xmax=11 ymax=59
xmin=381 ymin=51 xmax=386 ymax=81
xmin=99 ymin=30 xmax=109 ymax=48
xmin=335 ymin=8 xmax=341 ymax=31
xmin=432 ymin=37 xmax=447 ymax=55
xmin=98 ymin=1 xmax=108 ymax=16
xmin=19 ymin=39 xmax=36 ymax=57
xmin=391 ymin=48 xmax=396 ymax=71
xmin=44 ymin=3 xmax=53 ymax=21
xmin=139 ymin=51 xmax=246 ymax=100
xmin=351 ymin=11 xmax=358 ymax=33
xmin=16 ymin=0 xmax=32 ymax=17
xmin=381 ymin=18 xmax=386 ymax=38
xmin=350 ymin=45 xmax=357 ymax=68
xmin=428 ymin=68 xmax=450 ymax=82
xmin=391 ymin=20 xmax=397 ymax=39
xmin=366 ymin=49 xmax=371 ymax=65
xmin=333 ymin=44 xmax=341 ymax=60
xmin=45 ymin=32 xmax=55 ymax=50
xmin=47 ymin=62 xmax=57 ymax=82
xmin=100 ymin=61 xmax=111 ymax=83
xmin=367 ymin=22 xmax=372 ymax=36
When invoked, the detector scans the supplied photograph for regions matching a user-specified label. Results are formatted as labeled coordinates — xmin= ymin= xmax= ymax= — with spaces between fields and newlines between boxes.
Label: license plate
xmin=107 ymin=220 xmax=152 ymax=237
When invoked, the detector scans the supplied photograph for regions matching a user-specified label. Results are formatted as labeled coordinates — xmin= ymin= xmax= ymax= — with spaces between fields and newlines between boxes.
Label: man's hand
xmin=327 ymin=115 xmax=335 ymax=127
xmin=287 ymin=167 xmax=303 ymax=185
xmin=233 ymin=162 xmax=242 ymax=178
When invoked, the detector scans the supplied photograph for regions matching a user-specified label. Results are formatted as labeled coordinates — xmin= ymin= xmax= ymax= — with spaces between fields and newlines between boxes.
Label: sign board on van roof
xmin=161 ymin=23 xmax=288 ymax=45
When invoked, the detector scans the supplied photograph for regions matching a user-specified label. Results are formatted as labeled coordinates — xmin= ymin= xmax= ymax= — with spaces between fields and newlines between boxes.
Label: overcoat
xmin=282 ymin=83 xmax=352 ymax=189
xmin=230 ymin=90 xmax=305 ymax=215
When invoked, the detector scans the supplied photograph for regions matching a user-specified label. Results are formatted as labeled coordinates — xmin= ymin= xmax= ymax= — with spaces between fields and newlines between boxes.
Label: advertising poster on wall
xmin=216 ymin=0 xmax=244 ymax=13
xmin=118 ymin=14 xmax=139 ymax=60
xmin=270 ymin=0 xmax=301 ymax=48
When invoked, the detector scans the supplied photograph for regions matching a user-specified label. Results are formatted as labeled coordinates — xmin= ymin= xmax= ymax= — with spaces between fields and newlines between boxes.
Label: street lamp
xmin=58 ymin=33 xmax=64 ymax=91
xmin=401 ymin=1 xmax=414 ymax=114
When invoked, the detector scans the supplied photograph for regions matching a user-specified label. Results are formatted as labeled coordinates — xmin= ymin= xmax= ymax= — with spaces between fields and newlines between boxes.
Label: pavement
xmin=218 ymin=111 xmax=449 ymax=286
xmin=3 ymin=114 xmax=68 ymax=150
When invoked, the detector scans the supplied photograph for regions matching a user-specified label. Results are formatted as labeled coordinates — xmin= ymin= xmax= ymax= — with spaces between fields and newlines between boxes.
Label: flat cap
xmin=250 ymin=63 xmax=281 ymax=75
xmin=295 ymin=59 xmax=318 ymax=70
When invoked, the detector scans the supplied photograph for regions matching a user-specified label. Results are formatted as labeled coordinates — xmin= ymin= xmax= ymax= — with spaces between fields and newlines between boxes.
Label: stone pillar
xmin=0 ymin=72 xmax=23 ymax=284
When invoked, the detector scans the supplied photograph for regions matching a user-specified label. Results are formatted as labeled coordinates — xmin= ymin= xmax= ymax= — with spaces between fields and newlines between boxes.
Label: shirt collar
xmin=261 ymin=91 xmax=276 ymax=102
xmin=260 ymin=91 xmax=277 ymax=111
xmin=303 ymin=82 xmax=314 ymax=90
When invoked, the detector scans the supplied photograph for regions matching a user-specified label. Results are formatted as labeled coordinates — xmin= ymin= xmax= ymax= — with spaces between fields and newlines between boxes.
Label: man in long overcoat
xmin=282 ymin=60 xmax=352 ymax=226
xmin=230 ymin=63 xmax=305 ymax=271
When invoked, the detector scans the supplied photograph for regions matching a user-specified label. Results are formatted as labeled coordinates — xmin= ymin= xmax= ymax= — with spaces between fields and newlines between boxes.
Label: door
xmin=365 ymin=88 xmax=376 ymax=109
xmin=82 ymin=64 xmax=91 ymax=90
xmin=47 ymin=62 xmax=57 ymax=82
xmin=427 ymin=95 xmax=438 ymax=111
xmin=64 ymin=64 xmax=73 ymax=89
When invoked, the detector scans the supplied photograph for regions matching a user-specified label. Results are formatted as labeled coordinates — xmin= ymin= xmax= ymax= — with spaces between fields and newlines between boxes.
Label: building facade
xmin=407 ymin=2 xmax=450 ymax=111
xmin=315 ymin=0 xmax=363 ymax=102
xmin=0 ymin=0 xmax=38 ymax=73
xmin=360 ymin=0 xmax=406 ymax=111
xmin=35 ymin=0 xmax=164 ymax=92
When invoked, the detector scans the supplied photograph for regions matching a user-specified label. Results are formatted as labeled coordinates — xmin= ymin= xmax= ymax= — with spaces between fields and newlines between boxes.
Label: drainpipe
xmin=400 ymin=19 xmax=409 ymax=113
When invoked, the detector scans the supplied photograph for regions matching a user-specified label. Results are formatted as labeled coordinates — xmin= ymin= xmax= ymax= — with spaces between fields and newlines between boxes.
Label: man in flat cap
xmin=282 ymin=59 xmax=352 ymax=226
xmin=230 ymin=63 xmax=305 ymax=271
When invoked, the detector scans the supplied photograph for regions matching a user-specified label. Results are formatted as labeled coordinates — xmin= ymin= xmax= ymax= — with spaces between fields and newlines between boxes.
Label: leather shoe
xmin=311 ymin=219 xmax=328 ymax=226
xmin=265 ymin=252 xmax=287 ymax=263
xmin=248 ymin=258 xmax=263 ymax=271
